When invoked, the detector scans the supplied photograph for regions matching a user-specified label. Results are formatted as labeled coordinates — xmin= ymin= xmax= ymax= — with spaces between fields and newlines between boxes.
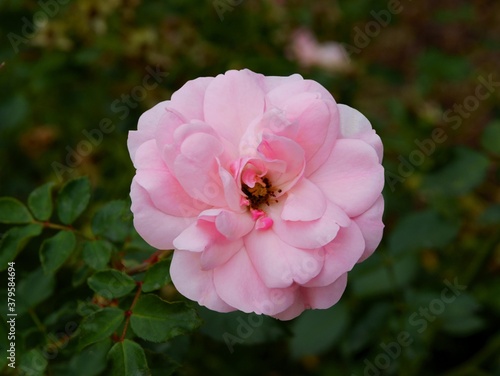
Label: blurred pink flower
xmin=128 ymin=69 xmax=384 ymax=320
xmin=290 ymin=29 xmax=350 ymax=72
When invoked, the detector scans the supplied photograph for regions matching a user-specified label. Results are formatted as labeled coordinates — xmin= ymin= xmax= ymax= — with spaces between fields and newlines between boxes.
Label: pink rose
xmin=128 ymin=69 xmax=384 ymax=320
xmin=289 ymin=28 xmax=351 ymax=72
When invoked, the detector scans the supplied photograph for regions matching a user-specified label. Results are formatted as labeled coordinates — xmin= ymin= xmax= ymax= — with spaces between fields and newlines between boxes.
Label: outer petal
xmin=170 ymin=250 xmax=234 ymax=312
xmin=169 ymin=77 xmax=213 ymax=121
xmin=245 ymin=229 xmax=324 ymax=288
xmin=265 ymin=79 xmax=334 ymax=109
xmin=354 ymin=195 xmax=385 ymax=262
xmin=338 ymin=104 xmax=383 ymax=162
xmin=204 ymin=69 xmax=265 ymax=145
xmin=130 ymin=180 xmax=195 ymax=249
xmin=262 ymin=73 xmax=303 ymax=93
xmin=173 ymin=220 xmax=215 ymax=252
xmin=200 ymin=238 xmax=243 ymax=270
xmin=309 ymin=139 xmax=384 ymax=217
xmin=304 ymin=222 xmax=365 ymax=287
xmin=302 ymin=273 xmax=348 ymax=309
xmin=213 ymin=249 xmax=296 ymax=315
xmin=273 ymin=273 xmax=348 ymax=320
xmin=128 ymin=100 xmax=169 ymax=160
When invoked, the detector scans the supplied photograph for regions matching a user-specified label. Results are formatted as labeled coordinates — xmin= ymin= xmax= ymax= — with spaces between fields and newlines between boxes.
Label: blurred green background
xmin=1 ymin=0 xmax=499 ymax=375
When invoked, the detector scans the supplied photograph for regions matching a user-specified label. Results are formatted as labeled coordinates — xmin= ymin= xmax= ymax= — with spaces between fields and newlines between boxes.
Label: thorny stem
xmin=35 ymin=220 xmax=95 ymax=240
xmin=119 ymin=281 xmax=143 ymax=342
xmin=125 ymin=249 xmax=172 ymax=275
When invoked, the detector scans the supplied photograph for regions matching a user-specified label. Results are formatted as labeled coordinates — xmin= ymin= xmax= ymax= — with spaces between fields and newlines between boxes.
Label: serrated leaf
xmin=57 ymin=177 xmax=91 ymax=225
xmin=290 ymin=302 xmax=349 ymax=358
xmin=39 ymin=230 xmax=76 ymax=274
xmin=388 ymin=209 xmax=460 ymax=254
xmin=88 ymin=270 xmax=136 ymax=298
xmin=142 ymin=259 xmax=171 ymax=293
xmin=130 ymin=294 xmax=202 ymax=343
xmin=17 ymin=267 xmax=55 ymax=314
xmin=0 ymin=197 xmax=33 ymax=224
xmin=79 ymin=308 xmax=124 ymax=350
xmin=53 ymin=339 xmax=112 ymax=376
xmin=91 ymin=200 xmax=132 ymax=242
xmin=28 ymin=182 xmax=55 ymax=221
xmin=108 ymin=339 xmax=150 ymax=376
xmin=19 ymin=349 xmax=48 ymax=376
xmin=0 ymin=224 xmax=43 ymax=270
xmin=82 ymin=240 xmax=113 ymax=270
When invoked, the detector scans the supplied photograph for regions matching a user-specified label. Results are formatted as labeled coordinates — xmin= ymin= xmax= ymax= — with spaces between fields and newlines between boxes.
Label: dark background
xmin=0 ymin=0 xmax=499 ymax=375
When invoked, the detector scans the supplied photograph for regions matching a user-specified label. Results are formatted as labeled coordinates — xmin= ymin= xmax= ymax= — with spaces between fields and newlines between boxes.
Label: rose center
xmin=242 ymin=177 xmax=281 ymax=209
xmin=242 ymin=177 xmax=270 ymax=209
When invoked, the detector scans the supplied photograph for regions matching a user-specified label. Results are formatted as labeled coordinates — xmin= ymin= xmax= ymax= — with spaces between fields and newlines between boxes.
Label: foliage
xmin=0 ymin=0 xmax=499 ymax=375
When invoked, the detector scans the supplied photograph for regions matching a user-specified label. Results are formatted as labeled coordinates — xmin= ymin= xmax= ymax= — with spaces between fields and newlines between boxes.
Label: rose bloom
xmin=128 ymin=69 xmax=384 ymax=320
xmin=289 ymin=28 xmax=351 ymax=72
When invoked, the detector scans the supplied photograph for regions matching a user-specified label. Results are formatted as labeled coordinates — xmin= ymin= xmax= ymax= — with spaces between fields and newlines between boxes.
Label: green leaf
xmin=19 ymin=349 xmax=48 ymax=376
xmin=28 ymin=182 xmax=55 ymax=221
xmin=388 ymin=209 xmax=460 ymax=254
xmin=69 ymin=339 xmax=112 ymax=376
xmin=142 ymin=259 xmax=171 ymax=293
xmin=88 ymin=270 xmax=136 ymax=298
xmin=422 ymin=147 xmax=489 ymax=196
xmin=91 ymin=200 xmax=132 ymax=242
xmin=130 ymin=294 xmax=202 ymax=343
xmin=17 ymin=267 xmax=55 ymax=314
xmin=0 ymin=197 xmax=33 ymax=224
xmin=0 ymin=224 xmax=43 ymax=270
xmin=50 ymin=339 xmax=112 ymax=376
xmin=108 ymin=339 xmax=151 ymax=376
xmin=57 ymin=177 xmax=91 ymax=224
xmin=82 ymin=240 xmax=113 ymax=270
xmin=290 ymin=302 xmax=349 ymax=358
xmin=79 ymin=308 xmax=124 ymax=350
xmin=481 ymin=121 xmax=500 ymax=155
xmin=39 ymin=230 xmax=76 ymax=274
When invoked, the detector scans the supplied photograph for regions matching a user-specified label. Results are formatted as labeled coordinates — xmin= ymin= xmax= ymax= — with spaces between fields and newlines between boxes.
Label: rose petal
xmin=271 ymin=199 xmax=350 ymax=249
xmin=170 ymin=77 xmax=213 ymax=121
xmin=245 ymin=228 xmax=324 ymax=288
xmin=170 ymin=250 xmax=234 ymax=312
xmin=213 ymin=249 xmax=296 ymax=315
xmin=309 ymin=138 xmax=384 ymax=217
xmin=281 ymin=178 xmax=326 ymax=221
xmin=338 ymin=104 xmax=383 ymax=163
xmin=204 ymin=69 xmax=265 ymax=145
xmin=354 ymin=195 xmax=385 ymax=262
xmin=304 ymin=222 xmax=365 ymax=287
xmin=130 ymin=180 xmax=195 ymax=249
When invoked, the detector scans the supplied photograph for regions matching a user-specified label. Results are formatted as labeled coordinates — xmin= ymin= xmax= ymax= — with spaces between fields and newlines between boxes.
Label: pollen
xmin=242 ymin=177 xmax=275 ymax=209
